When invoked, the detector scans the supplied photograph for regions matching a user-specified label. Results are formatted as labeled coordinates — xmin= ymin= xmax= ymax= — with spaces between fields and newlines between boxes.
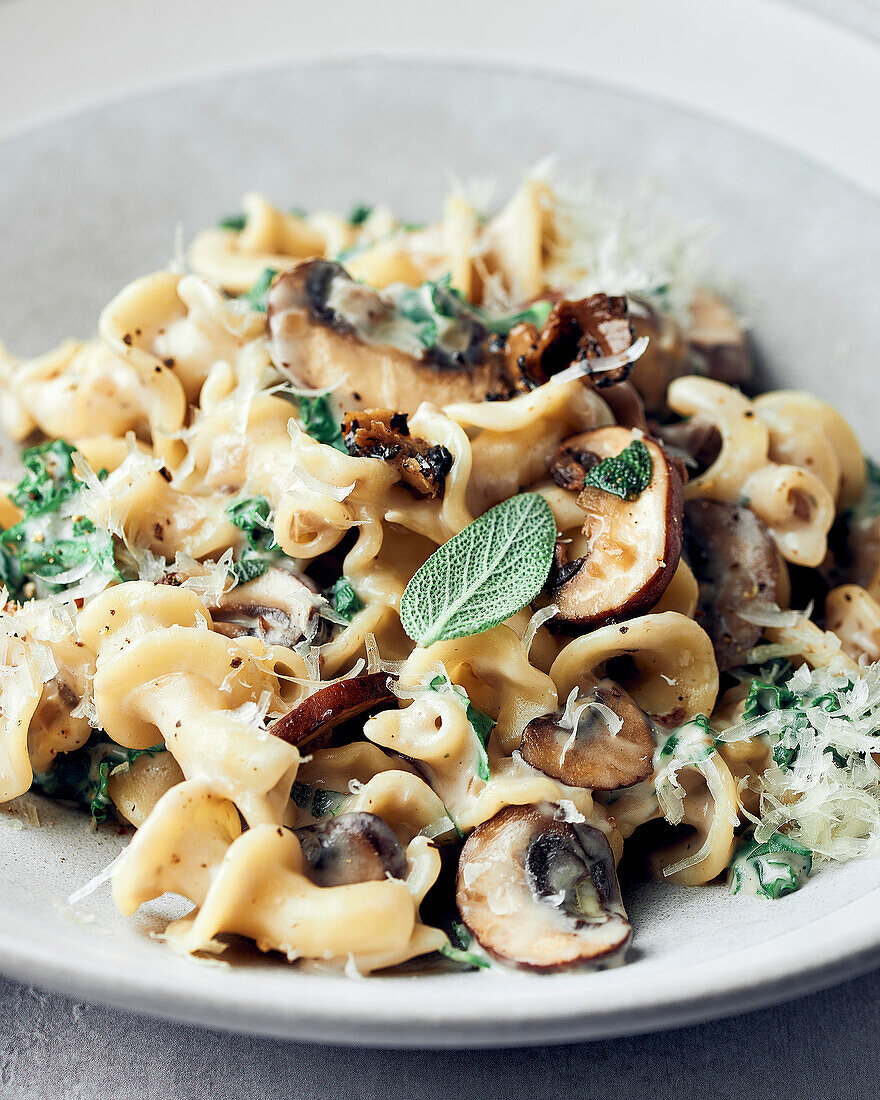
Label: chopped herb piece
xmin=239 ymin=267 xmax=278 ymax=312
xmin=728 ymin=833 xmax=812 ymax=899
xmin=229 ymin=555 xmax=270 ymax=586
xmin=226 ymin=496 xmax=274 ymax=552
xmin=218 ymin=212 xmax=247 ymax=231
xmin=330 ymin=576 xmax=364 ymax=621
xmin=291 ymin=781 xmax=348 ymax=819
xmin=296 ymin=395 xmax=346 ymax=451
xmin=348 ymin=204 xmax=372 ymax=226
xmin=9 ymin=439 xmax=79 ymax=516
xmin=583 ymin=439 xmax=653 ymax=501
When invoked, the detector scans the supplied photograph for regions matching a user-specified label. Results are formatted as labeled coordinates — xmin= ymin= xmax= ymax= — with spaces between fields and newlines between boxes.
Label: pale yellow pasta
xmin=550 ymin=612 xmax=719 ymax=728
xmin=668 ymin=376 xmax=836 ymax=566
xmin=824 ymin=584 xmax=880 ymax=663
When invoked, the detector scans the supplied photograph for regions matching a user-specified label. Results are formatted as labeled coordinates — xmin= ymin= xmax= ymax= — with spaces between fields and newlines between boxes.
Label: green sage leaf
xmin=399 ymin=492 xmax=556 ymax=647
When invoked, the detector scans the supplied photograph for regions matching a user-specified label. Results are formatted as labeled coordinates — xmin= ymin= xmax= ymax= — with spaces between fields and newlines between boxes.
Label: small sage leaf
xmin=583 ymin=439 xmax=652 ymax=501
xmin=400 ymin=492 xmax=557 ymax=647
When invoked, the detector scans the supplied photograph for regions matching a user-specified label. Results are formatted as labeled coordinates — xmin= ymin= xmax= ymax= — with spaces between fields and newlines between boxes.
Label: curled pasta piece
xmin=668 ymin=376 xmax=835 ymax=567
xmin=188 ymin=192 xmax=327 ymax=294
xmin=107 ymin=750 xmax=186 ymax=828
xmin=112 ymin=780 xmax=243 ymax=915
xmin=754 ymin=390 xmax=866 ymax=509
xmin=164 ymin=824 xmax=445 ymax=971
xmin=825 ymin=584 xmax=880 ymax=663
xmin=0 ymin=635 xmax=44 ymax=801
xmin=446 ymin=380 xmax=613 ymax=514
xmin=550 ymin=612 xmax=719 ymax=728
xmin=651 ymin=749 xmax=739 ymax=885
xmin=78 ymin=583 xmax=299 ymax=825
xmin=650 ymin=558 xmax=699 ymax=617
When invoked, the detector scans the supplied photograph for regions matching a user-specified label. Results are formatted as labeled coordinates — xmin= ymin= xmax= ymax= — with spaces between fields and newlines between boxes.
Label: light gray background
xmin=2 ymin=1 xmax=880 ymax=1095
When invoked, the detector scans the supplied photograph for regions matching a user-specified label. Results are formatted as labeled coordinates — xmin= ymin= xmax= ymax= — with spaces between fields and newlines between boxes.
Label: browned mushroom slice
xmin=550 ymin=427 xmax=684 ymax=627
xmin=684 ymin=499 xmax=782 ymax=670
xmin=296 ymin=812 xmax=408 ymax=886
xmin=268 ymin=672 xmax=396 ymax=751
xmin=654 ymin=415 xmax=722 ymax=479
xmin=520 ymin=682 xmax=654 ymax=790
xmin=266 ymin=260 xmax=517 ymax=412
xmin=685 ymin=289 xmax=753 ymax=387
xmin=342 ymin=408 xmax=453 ymax=499
xmin=456 ymin=804 xmax=631 ymax=971
xmin=520 ymin=294 xmax=635 ymax=385
xmin=209 ymin=567 xmax=327 ymax=648
xmin=626 ymin=299 xmax=687 ymax=415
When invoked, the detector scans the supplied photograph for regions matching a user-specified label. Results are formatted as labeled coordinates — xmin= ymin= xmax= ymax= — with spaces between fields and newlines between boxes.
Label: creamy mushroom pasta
xmin=2 ymin=175 xmax=880 ymax=974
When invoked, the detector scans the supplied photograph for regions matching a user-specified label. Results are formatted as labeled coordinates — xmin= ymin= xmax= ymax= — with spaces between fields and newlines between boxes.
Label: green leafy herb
xmin=290 ymin=780 xmax=348 ymax=819
xmin=288 ymin=206 xmax=307 ymax=219
xmin=657 ymin=714 xmax=716 ymax=762
xmin=229 ymin=555 xmax=270 ymax=586
xmin=9 ymin=440 xmax=79 ymax=515
xmin=429 ymin=674 xmax=495 ymax=782
xmin=728 ymin=833 xmax=813 ymax=899
xmin=743 ymin=677 xmax=798 ymax=723
xmin=239 ymin=267 xmax=278 ymax=312
xmin=218 ymin=212 xmax=247 ymax=231
xmin=399 ymin=492 xmax=557 ymax=647
xmin=583 ymin=439 xmax=653 ymax=501
xmin=227 ymin=496 xmax=274 ymax=552
xmin=296 ymin=395 xmax=346 ymax=451
xmin=32 ymin=733 xmax=165 ymax=824
xmin=2 ymin=440 xmax=119 ymax=598
xmin=439 ymin=920 xmax=490 ymax=970
xmin=348 ymin=204 xmax=373 ymax=226
xmin=331 ymin=576 xmax=364 ymax=621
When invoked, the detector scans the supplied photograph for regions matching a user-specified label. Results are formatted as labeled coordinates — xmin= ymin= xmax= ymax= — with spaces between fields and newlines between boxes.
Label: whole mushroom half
xmin=684 ymin=499 xmax=784 ymax=670
xmin=520 ymin=681 xmax=655 ymax=791
xmin=296 ymin=811 xmax=408 ymax=887
xmin=456 ymin=804 xmax=631 ymax=970
xmin=550 ymin=426 xmax=684 ymax=628
xmin=209 ymin=567 xmax=327 ymax=648
xmin=267 ymin=260 xmax=518 ymax=411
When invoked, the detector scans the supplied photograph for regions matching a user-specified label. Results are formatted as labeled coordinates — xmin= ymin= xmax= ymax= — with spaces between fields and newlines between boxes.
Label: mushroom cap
xmin=520 ymin=681 xmax=655 ymax=791
xmin=268 ymin=672 xmax=397 ymax=752
xmin=685 ymin=289 xmax=753 ymax=388
xmin=209 ymin=567 xmax=325 ymax=649
xmin=456 ymin=803 xmax=631 ymax=971
xmin=627 ymin=299 xmax=686 ymax=415
xmin=296 ymin=811 xmax=408 ymax=887
xmin=684 ymin=499 xmax=782 ymax=670
xmin=266 ymin=260 xmax=516 ymax=412
xmin=550 ymin=427 xmax=684 ymax=628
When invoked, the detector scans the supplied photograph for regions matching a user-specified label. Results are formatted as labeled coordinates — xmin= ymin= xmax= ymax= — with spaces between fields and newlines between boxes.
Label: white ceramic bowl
xmin=1 ymin=22 xmax=879 ymax=1047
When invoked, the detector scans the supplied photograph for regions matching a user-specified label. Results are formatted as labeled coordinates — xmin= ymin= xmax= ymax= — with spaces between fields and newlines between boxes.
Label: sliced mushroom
xmin=519 ymin=294 xmax=634 ymax=384
xmin=550 ymin=427 xmax=684 ymax=627
xmin=456 ymin=804 xmax=630 ymax=971
xmin=684 ymin=499 xmax=782 ymax=670
xmin=685 ymin=289 xmax=753 ymax=388
xmin=267 ymin=260 xmax=518 ymax=411
xmin=654 ymin=415 xmax=722 ymax=478
xmin=520 ymin=681 xmax=654 ymax=790
xmin=342 ymin=408 xmax=453 ymax=498
xmin=268 ymin=672 xmax=396 ymax=752
xmin=296 ymin=811 xmax=408 ymax=886
xmin=208 ymin=566 xmax=327 ymax=648
xmin=628 ymin=298 xmax=687 ymax=414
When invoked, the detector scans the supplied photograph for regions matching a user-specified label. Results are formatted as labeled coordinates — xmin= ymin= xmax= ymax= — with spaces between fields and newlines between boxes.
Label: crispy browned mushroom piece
xmin=518 ymin=294 xmax=635 ymax=384
xmin=550 ymin=427 xmax=684 ymax=628
xmin=296 ymin=812 xmax=408 ymax=886
xmin=342 ymin=409 xmax=453 ymax=499
xmin=208 ymin=567 xmax=327 ymax=648
xmin=684 ymin=499 xmax=783 ymax=670
xmin=520 ymin=681 xmax=655 ymax=790
xmin=456 ymin=804 xmax=631 ymax=971
xmin=267 ymin=260 xmax=519 ymax=411
xmin=685 ymin=289 xmax=753 ymax=388
xmin=268 ymin=672 xmax=396 ymax=752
